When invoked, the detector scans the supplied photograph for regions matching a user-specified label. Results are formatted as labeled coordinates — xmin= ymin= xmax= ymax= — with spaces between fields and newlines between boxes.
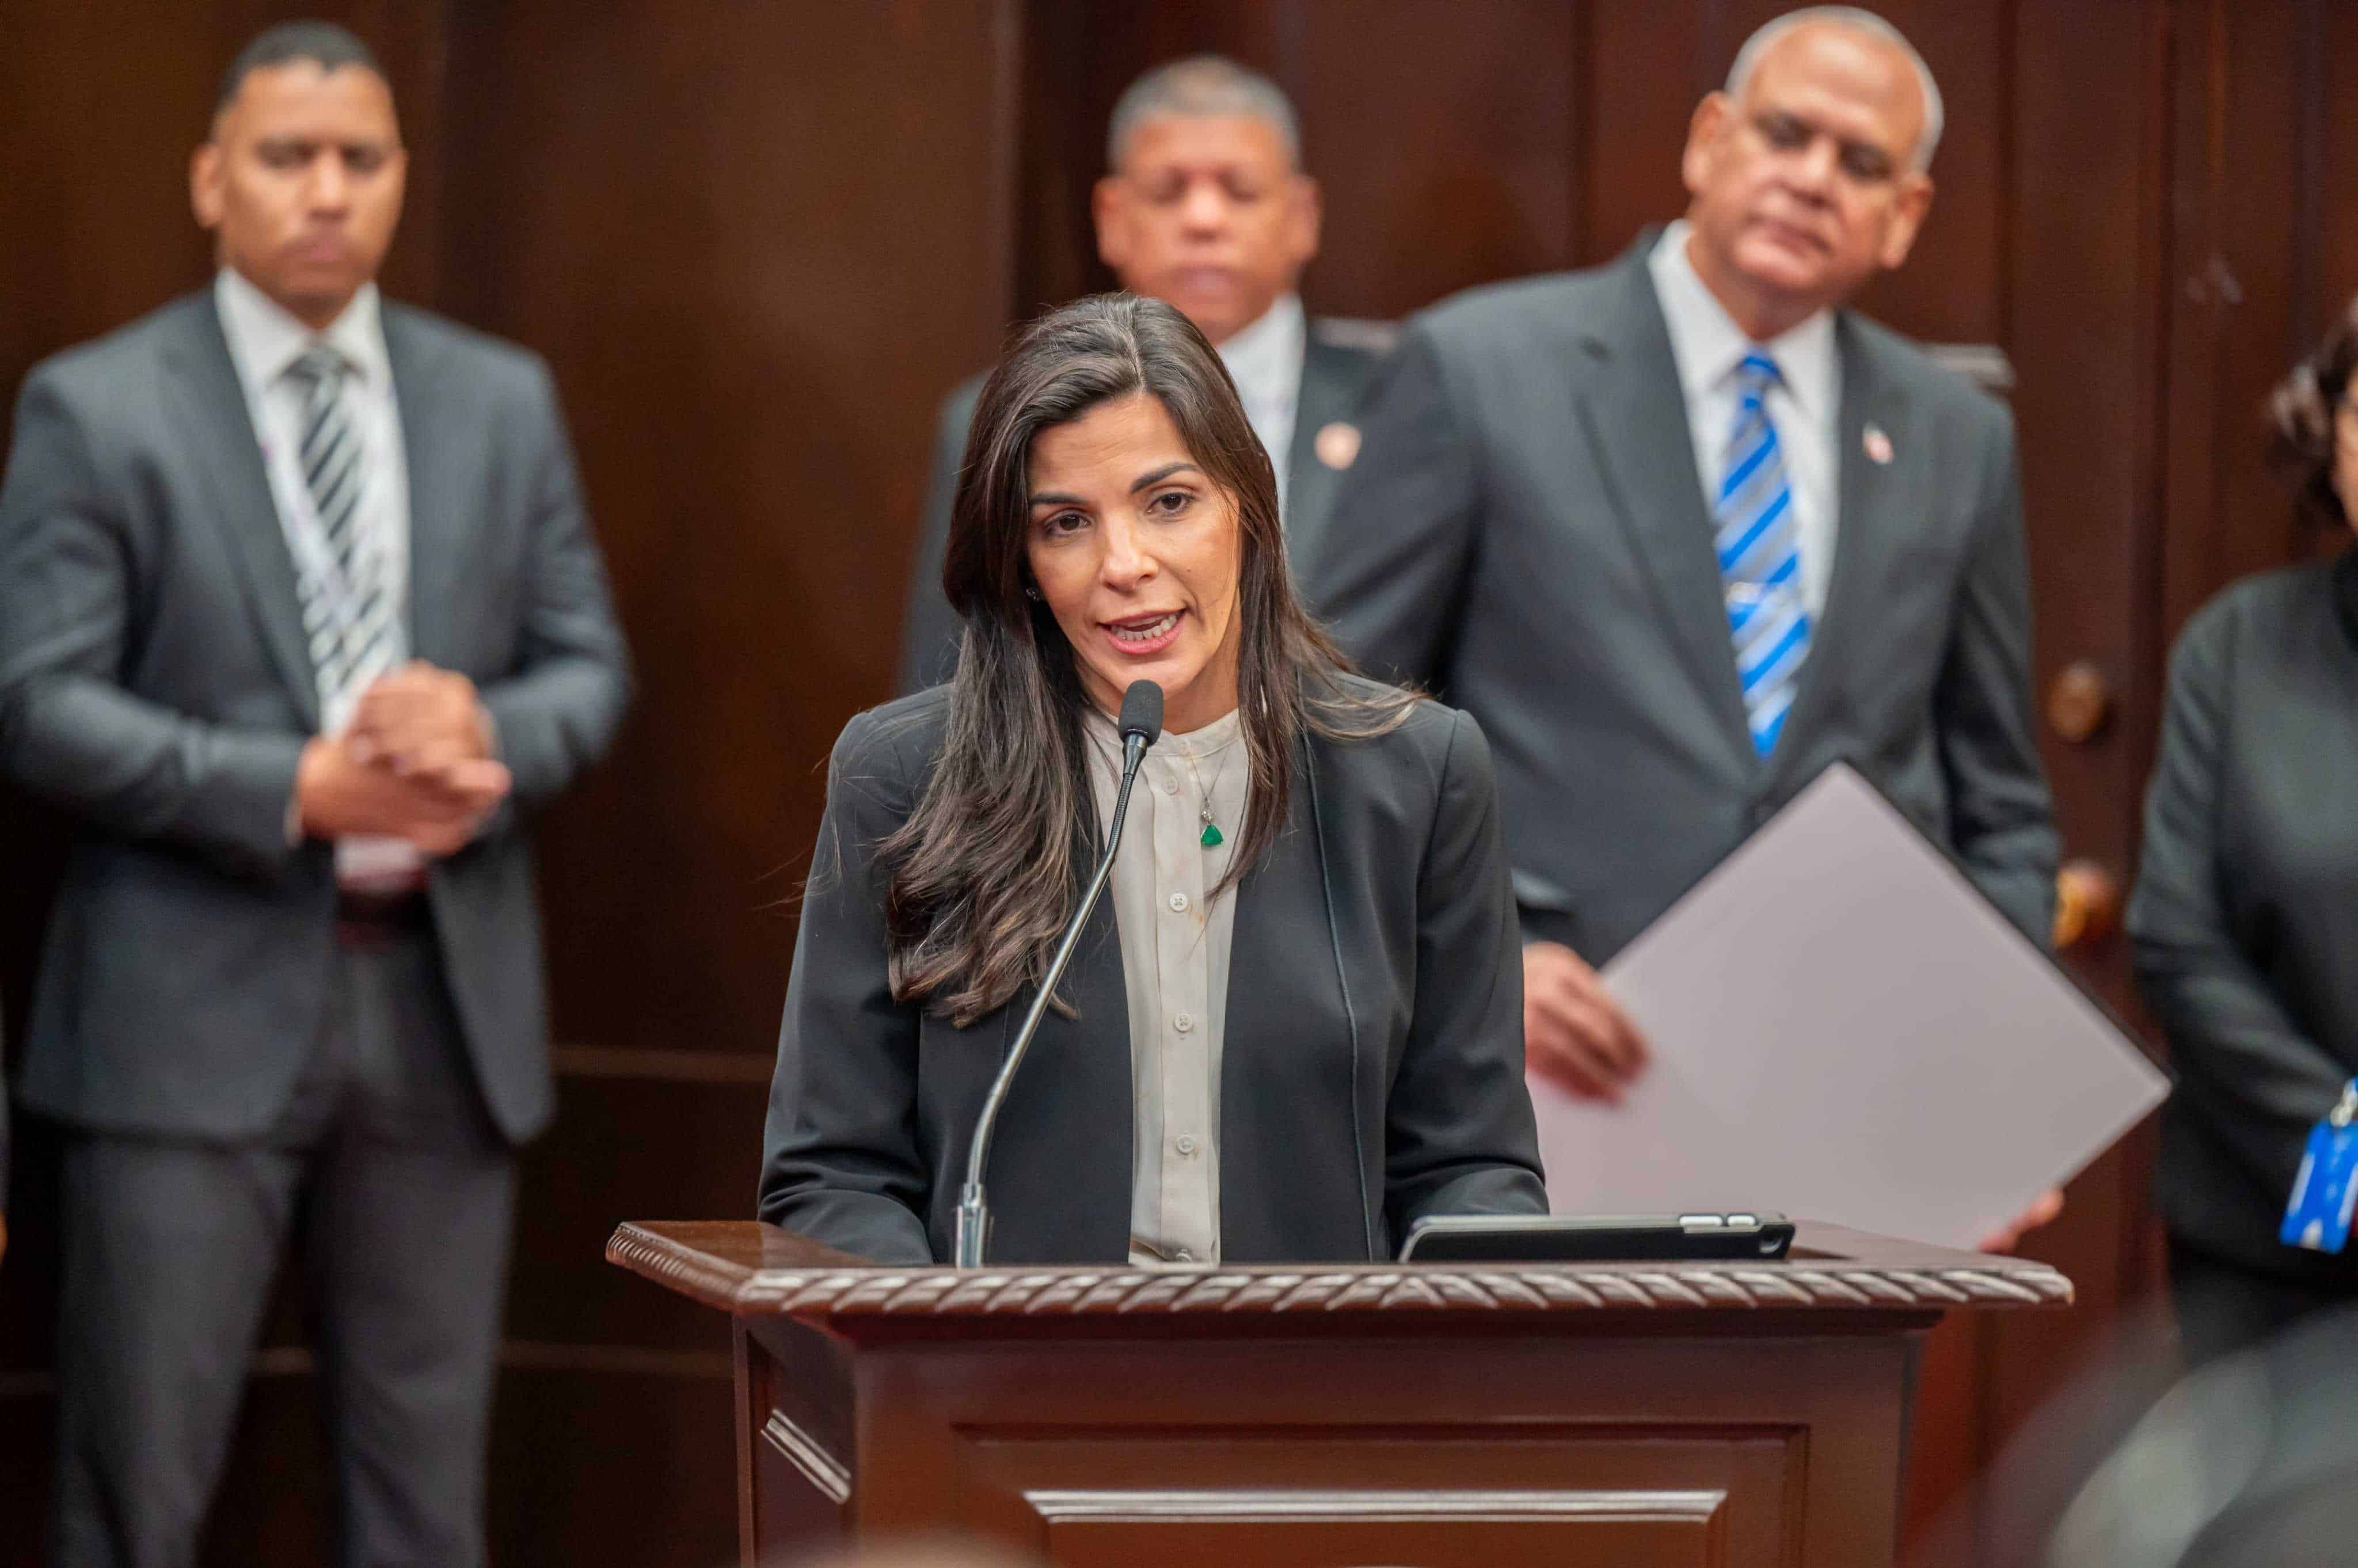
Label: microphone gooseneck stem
xmin=953 ymin=730 xmax=1149 ymax=1268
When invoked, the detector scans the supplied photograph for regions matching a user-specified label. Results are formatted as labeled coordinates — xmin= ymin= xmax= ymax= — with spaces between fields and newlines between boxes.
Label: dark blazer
xmin=895 ymin=319 xmax=1392 ymax=692
xmin=2129 ymin=552 xmax=2358 ymax=1281
xmin=0 ymin=288 xmax=631 ymax=1146
xmin=1302 ymin=235 xmax=2059 ymax=964
xmin=758 ymin=680 xmax=1548 ymax=1265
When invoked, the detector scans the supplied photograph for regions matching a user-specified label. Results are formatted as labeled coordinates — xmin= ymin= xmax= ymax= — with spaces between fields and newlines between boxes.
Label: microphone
xmin=953 ymin=679 xmax=1163 ymax=1267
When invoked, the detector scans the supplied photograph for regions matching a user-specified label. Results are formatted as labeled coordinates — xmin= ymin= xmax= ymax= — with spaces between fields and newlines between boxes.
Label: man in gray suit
xmin=1306 ymin=11 xmax=2059 ymax=1133
xmin=0 ymin=24 xmax=629 ymax=1565
xmin=897 ymin=55 xmax=1390 ymax=691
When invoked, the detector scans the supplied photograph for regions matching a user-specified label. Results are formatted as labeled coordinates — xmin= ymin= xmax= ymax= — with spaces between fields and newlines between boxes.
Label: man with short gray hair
xmin=897 ymin=55 xmax=1390 ymax=691
xmin=1305 ymin=8 xmax=2060 ymax=1246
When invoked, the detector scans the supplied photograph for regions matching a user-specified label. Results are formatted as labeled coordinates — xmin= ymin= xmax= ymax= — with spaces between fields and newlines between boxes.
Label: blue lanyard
xmin=2281 ymin=1080 xmax=2358 ymax=1253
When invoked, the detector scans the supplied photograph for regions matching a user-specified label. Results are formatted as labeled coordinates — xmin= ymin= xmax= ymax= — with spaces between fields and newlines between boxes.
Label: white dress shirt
xmin=1217 ymin=294 xmax=1308 ymax=522
xmin=215 ymin=267 xmax=420 ymax=883
xmin=1083 ymin=705 xmax=1251 ymax=1266
xmin=1646 ymin=221 xmax=1842 ymax=618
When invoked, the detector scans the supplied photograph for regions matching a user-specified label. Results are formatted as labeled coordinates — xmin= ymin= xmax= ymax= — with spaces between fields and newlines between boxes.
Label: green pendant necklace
xmin=1182 ymin=742 xmax=1234 ymax=848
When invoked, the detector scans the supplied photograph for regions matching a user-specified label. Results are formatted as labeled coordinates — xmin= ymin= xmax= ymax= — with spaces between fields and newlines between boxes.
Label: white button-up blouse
xmin=1083 ymin=705 xmax=1251 ymax=1265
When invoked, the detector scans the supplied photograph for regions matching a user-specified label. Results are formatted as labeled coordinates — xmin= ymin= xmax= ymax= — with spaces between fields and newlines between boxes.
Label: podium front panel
xmin=612 ymin=1221 xmax=2070 ymax=1568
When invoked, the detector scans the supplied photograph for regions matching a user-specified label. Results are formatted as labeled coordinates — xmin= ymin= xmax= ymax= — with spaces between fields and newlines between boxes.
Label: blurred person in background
xmin=1300 ymin=8 xmax=2060 ymax=1249
xmin=1891 ymin=1289 xmax=2358 ymax=1567
xmin=897 ymin=54 xmax=1390 ymax=691
xmin=2040 ymin=1304 xmax=2358 ymax=1567
xmin=764 ymin=295 xmax=1543 ymax=1265
xmin=2129 ymin=296 xmax=2358 ymax=1369
xmin=0 ymin=21 xmax=629 ymax=1565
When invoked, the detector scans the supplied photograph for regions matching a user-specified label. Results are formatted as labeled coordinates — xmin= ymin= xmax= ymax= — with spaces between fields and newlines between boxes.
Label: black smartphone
xmin=1398 ymin=1212 xmax=1797 ymax=1263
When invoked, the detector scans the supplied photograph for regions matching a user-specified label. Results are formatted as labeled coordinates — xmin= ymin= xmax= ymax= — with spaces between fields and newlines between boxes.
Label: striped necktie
xmin=284 ymin=346 xmax=398 ymax=716
xmin=1716 ymin=349 xmax=1811 ymax=756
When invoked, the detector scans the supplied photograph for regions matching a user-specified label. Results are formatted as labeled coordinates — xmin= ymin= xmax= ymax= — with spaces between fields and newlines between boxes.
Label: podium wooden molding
xmin=610 ymin=1220 xmax=2069 ymax=1567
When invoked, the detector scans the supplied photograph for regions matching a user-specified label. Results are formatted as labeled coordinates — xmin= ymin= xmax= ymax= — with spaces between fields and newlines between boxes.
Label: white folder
xmin=1531 ymin=764 xmax=2170 ymax=1249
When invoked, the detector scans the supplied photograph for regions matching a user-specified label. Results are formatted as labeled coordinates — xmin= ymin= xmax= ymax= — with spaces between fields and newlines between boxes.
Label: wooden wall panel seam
xmin=552 ymin=1045 xmax=775 ymax=1084
xmin=987 ymin=0 xmax=1024 ymax=329
xmin=2291 ymin=0 xmax=2327 ymax=364
xmin=0 ymin=1341 xmax=735 ymax=1403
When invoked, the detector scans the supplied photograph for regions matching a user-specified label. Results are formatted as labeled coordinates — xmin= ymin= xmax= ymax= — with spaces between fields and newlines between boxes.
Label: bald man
xmin=1304 ymin=5 xmax=2059 ymax=1211
xmin=897 ymin=55 xmax=1390 ymax=692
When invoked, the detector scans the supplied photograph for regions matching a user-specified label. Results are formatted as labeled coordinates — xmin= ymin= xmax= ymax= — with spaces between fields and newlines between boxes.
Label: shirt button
xmin=1174 ymin=1249 xmax=1194 ymax=1263
xmin=1161 ymin=775 xmax=1180 ymax=794
xmin=1168 ymin=892 xmax=1190 ymax=913
xmin=1173 ymin=1013 xmax=1195 ymax=1034
xmin=1176 ymin=1135 xmax=1198 ymax=1156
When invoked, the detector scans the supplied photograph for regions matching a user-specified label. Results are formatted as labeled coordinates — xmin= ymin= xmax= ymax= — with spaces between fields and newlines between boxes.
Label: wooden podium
xmin=609 ymin=1220 xmax=2068 ymax=1568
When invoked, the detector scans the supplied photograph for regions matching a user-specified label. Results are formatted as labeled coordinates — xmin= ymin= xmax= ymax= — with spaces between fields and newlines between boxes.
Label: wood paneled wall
xmin=0 ymin=3 xmax=2347 ymax=1566
xmin=0 ymin=3 xmax=1017 ymax=1564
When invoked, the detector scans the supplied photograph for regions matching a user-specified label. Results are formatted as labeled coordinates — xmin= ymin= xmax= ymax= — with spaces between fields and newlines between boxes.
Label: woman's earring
xmin=1023 ymin=585 xmax=1044 ymax=602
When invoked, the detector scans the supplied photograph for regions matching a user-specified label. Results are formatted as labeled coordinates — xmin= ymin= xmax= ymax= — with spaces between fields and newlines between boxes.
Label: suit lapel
xmin=1279 ymin=336 xmax=1360 ymax=570
xmin=1218 ymin=739 xmax=1366 ymax=1261
xmin=383 ymin=306 xmax=466 ymax=668
xmin=1574 ymin=248 xmax=1754 ymax=758
xmin=1770 ymin=313 xmax=1915 ymax=785
xmin=161 ymin=294 xmax=320 ymax=728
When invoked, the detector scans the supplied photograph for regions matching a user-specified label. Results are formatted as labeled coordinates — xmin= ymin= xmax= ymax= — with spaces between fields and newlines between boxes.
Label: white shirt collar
xmin=1215 ymin=294 xmax=1306 ymax=410
xmin=214 ymin=267 xmax=390 ymax=401
xmin=1647 ymin=220 xmax=1836 ymax=424
xmin=1085 ymin=699 xmax=1244 ymax=760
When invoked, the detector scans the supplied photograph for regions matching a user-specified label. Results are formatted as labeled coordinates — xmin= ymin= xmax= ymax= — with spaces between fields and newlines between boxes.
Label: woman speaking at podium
xmin=759 ymin=295 xmax=1545 ymax=1266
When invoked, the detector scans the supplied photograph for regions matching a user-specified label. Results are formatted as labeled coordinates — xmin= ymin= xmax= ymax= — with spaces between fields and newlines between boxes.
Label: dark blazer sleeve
xmin=0 ymin=367 xmax=307 ymax=882
xmin=474 ymin=359 xmax=632 ymax=809
xmin=2129 ymin=604 xmax=2345 ymax=1193
xmin=894 ymin=382 xmax=979 ymax=695
xmin=1300 ymin=326 xmax=1481 ymax=690
xmin=1385 ymin=709 xmax=1549 ymax=1232
xmin=758 ymin=709 xmax=934 ymax=1263
xmin=1933 ymin=410 xmax=2060 ymax=943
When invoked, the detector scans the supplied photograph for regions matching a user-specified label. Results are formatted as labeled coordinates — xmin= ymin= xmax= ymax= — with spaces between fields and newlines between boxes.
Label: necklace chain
xmin=1178 ymin=739 xmax=1237 ymax=850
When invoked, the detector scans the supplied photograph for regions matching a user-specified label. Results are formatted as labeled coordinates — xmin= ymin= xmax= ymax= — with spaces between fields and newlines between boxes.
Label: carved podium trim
xmin=607 ymin=1221 xmax=2072 ymax=1322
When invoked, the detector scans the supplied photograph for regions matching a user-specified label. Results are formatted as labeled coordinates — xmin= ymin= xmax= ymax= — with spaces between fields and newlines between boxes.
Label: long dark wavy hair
xmin=2270 ymin=290 xmax=2358 ymax=528
xmin=879 ymin=294 xmax=1412 ymax=1026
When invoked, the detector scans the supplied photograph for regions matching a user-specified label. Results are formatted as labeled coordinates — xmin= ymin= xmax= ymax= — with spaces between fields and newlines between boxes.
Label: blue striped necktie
xmin=1716 ymin=349 xmax=1810 ymax=756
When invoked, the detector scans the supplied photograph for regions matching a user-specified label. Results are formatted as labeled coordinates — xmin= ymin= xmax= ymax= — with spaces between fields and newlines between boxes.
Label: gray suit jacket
xmin=758 ymin=679 xmax=1547 ymax=1265
xmin=2129 ymin=553 xmax=2358 ymax=1281
xmin=0 ymin=289 xmax=630 ymax=1146
xmin=895 ymin=321 xmax=1391 ymax=692
xmin=1303 ymin=237 xmax=2058 ymax=964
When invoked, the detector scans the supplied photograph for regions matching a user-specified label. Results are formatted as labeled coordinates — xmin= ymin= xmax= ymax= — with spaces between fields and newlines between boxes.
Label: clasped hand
xmin=296 ymin=661 xmax=509 ymax=857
